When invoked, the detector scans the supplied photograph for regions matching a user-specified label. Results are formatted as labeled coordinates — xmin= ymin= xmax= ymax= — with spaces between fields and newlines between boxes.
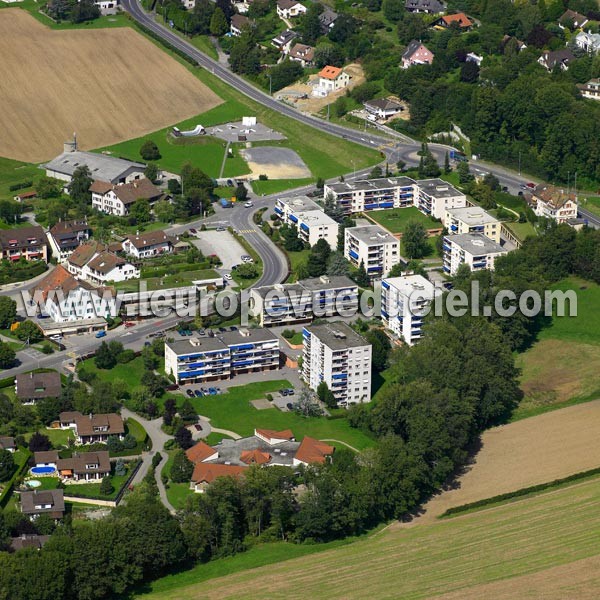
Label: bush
xmin=117 ymin=349 xmax=136 ymax=364
xmin=258 ymin=174 xmax=269 ymax=181
xmin=40 ymin=343 xmax=54 ymax=355
xmin=99 ymin=476 xmax=114 ymax=497
xmin=8 ymin=181 xmax=33 ymax=192
xmin=77 ymin=369 xmax=97 ymax=384
xmin=151 ymin=453 xmax=163 ymax=468
xmin=106 ymin=436 xmax=123 ymax=454
xmin=140 ymin=140 xmax=161 ymax=161
xmin=281 ymin=329 xmax=296 ymax=339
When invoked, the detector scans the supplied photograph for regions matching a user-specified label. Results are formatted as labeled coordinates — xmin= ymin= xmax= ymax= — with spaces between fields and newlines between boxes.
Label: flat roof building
xmin=344 ymin=224 xmax=400 ymax=279
xmin=415 ymin=179 xmax=467 ymax=220
xmin=443 ymin=232 xmax=507 ymax=275
xmin=444 ymin=206 xmax=500 ymax=242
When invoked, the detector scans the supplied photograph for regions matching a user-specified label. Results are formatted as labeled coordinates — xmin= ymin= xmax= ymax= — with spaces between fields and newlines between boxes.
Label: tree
xmin=0 ymin=297 xmax=16 ymax=330
xmin=95 ymin=341 xmax=116 ymax=370
xmin=0 ymin=393 xmax=14 ymax=424
xmin=306 ymin=238 xmax=331 ymax=277
xmin=141 ymin=345 xmax=160 ymax=370
xmin=353 ymin=260 xmax=370 ymax=287
xmin=456 ymin=161 xmax=474 ymax=184
xmin=280 ymin=223 xmax=305 ymax=252
xmin=209 ymin=6 xmax=228 ymax=36
xmin=0 ymin=450 xmax=14 ymax=482
xmin=294 ymin=388 xmax=324 ymax=417
xmin=70 ymin=0 xmax=100 ymax=23
xmin=364 ymin=328 xmax=391 ymax=371
xmin=268 ymin=60 xmax=304 ymax=92
xmin=100 ymin=476 xmax=114 ymax=496
xmin=235 ymin=183 xmax=248 ymax=202
xmin=144 ymin=162 xmax=159 ymax=183
xmin=179 ymin=399 xmax=197 ymax=423
xmin=175 ymin=425 xmax=194 ymax=450
xmin=163 ymin=398 xmax=177 ymax=427
xmin=444 ymin=151 xmax=451 ymax=174
xmin=383 ymin=0 xmax=404 ymax=22
xmin=460 ymin=61 xmax=480 ymax=83
xmin=28 ymin=432 xmax=51 ymax=453
xmin=329 ymin=14 xmax=357 ymax=44
xmin=154 ymin=199 xmax=175 ymax=224
xmin=36 ymin=397 xmax=63 ymax=426
xmin=68 ymin=166 xmax=93 ymax=205
xmin=170 ymin=449 xmax=194 ymax=482
xmin=327 ymin=252 xmax=350 ymax=276
xmin=140 ymin=140 xmax=161 ymax=161
xmin=36 ymin=176 xmax=62 ymax=199
xmin=317 ymin=381 xmax=337 ymax=409
xmin=402 ymin=221 xmax=429 ymax=259
xmin=236 ymin=262 xmax=259 ymax=279
xmin=130 ymin=198 xmax=153 ymax=224
xmin=299 ymin=3 xmax=322 ymax=45
xmin=142 ymin=371 xmax=166 ymax=398
xmin=15 ymin=320 xmax=42 ymax=343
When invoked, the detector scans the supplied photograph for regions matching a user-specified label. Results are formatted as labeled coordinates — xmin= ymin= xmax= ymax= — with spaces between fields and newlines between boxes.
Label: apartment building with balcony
xmin=323 ymin=177 xmax=418 ymax=215
xmin=344 ymin=225 xmax=400 ymax=279
xmin=443 ymin=233 xmax=507 ymax=275
xmin=165 ymin=328 xmax=280 ymax=384
xmin=416 ymin=179 xmax=466 ymax=220
xmin=302 ymin=322 xmax=372 ymax=406
xmin=0 ymin=226 xmax=48 ymax=263
xmin=274 ymin=196 xmax=339 ymax=249
xmin=249 ymin=275 xmax=358 ymax=327
xmin=443 ymin=206 xmax=500 ymax=242
xmin=381 ymin=275 xmax=440 ymax=345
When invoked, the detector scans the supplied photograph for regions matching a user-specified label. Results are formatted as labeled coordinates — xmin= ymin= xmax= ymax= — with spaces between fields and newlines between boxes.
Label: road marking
xmin=238 ymin=229 xmax=256 ymax=234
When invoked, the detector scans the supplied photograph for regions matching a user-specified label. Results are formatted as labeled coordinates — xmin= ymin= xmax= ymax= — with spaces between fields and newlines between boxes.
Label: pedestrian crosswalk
xmin=238 ymin=229 xmax=257 ymax=234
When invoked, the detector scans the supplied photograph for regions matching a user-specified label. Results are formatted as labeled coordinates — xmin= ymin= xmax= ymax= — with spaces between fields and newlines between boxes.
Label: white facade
xmin=302 ymin=322 xmax=372 ymax=406
xmin=122 ymin=233 xmax=173 ymax=258
xmin=274 ymin=196 xmax=338 ymax=249
xmin=344 ymin=225 xmax=400 ymax=279
xmin=443 ymin=233 xmax=507 ymax=275
xmin=574 ymin=30 xmax=600 ymax=54
xmin=91 ymin=187 xmax=129 ymax=217
xmin=533 ymin=191 xmax=578 ymax=223
xmin=444 ymin=206 xmax=501 ymax=242
xmin=45 ymin=286 xmax=117 ymax=323
xmin=318 ymin=68 xmax=350 ymax=92
xmin=416 ymin=179 xmax=467 ymax=220
xmin=277 ymin=0 xmax=306 ymax=19
xmin=381 ymin=275 xmax=440 ymax=345
xmin=81 ymin=255 xmax=140 ymax=285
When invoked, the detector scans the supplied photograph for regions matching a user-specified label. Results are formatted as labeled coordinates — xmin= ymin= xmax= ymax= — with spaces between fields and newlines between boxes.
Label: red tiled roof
xmin=191 ymin=463 xmax=246 ymax=484
xmin=255 ymin=428 xmax=294 ymax=441
xmin=240 ymin=449 xmax=271 ymax=465
xmin=295 ymin=436 xmax=334 ymax=465
xmin=440 ymin=13 xmax=472 ymax=27
xmin=319 ymin=65 xmax=343 ymax=80
xmin=186 ymin=441 xmax=217 ymax=464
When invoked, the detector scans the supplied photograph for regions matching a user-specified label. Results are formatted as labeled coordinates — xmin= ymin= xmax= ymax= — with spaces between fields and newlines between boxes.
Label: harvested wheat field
xmin=0 ymin=10 xmax=221 ymax=162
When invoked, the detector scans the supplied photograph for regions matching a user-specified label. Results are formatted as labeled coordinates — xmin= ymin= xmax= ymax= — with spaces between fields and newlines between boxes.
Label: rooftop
xmin=445 ymin=206 xmax=499 ymax=225
xmin=532 ymin=184 xmax=577 ymax=209
xmin=364 ymin=98 xmax=403 ymax=111
xmin=278 ymin=195 xmax=322 ymax=212
xmin=325 ymin=176 xmax=416 ymax=194
xmin=15 ymin=371 xmax=61 ymax=400
xmin=295 ymin=436 xmax=334 ymax=465
xmin=20 ymin=489 xmax=65 ymax=515
xmin=210 ymin=435 xmax=300 ymax=467
xmin=298 ymin=274 xmax=357 ymax=292
xmin=44 ymin=151 xmax=145 ymax=183
xmin=417 ymin=178 xmax=463 ymax=199
xmin=383 ymin=274 xmax=437 ymax=299
xmin=0 ymin=226 xmax=46 ymax=251
xmin=304 ymin=321 xmax=370 ymax=350
xmin=166 ymin=328 xmax=278 ymax=355
xmin=346 ymin=224 xmax=397 ymax=245
xmin=447 ymin=232 xmax=506 ymax=255
xmin=319 ymin=65 xmax=343 ymax=80
xmin=32 ymin=264 xmax=97 ymax=302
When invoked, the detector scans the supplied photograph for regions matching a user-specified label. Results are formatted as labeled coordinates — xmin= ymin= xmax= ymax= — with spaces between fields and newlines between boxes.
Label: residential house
xmin=122 ymin=230 xmax=174 ymax=258
xmin=416 ymin=178 xmax=466 ymax=219
xmin=165 ymin=328 xmax=280 ymax=384
xmin=558 ymin=9 xmax=589 ymax=30
xmin=20 ymin=489 xmax=65 ymax=521
xmin=443 ymin=206 xmax=500 ymax=242
xmin=302 ymin=322 xmax=372 ymax=406
xmin=574 ymin=30 xmax=600 ymax=54
xmin=10 ymin=534 xmax=51 ymax=551
xmin=501 ymin=35 xmax=527 ymax=53
xmin=442 ymin=232 xmax=507 ymax=275
xmin=190 ymin=463 xmax=247 ymax=493
xmin=578 ymin=78 xmax=600 ymax=100
xmin=0 ymin=437 xmax=15 ymax=453
xmin=230 ymin=14 xmax=252 ymax=36
xmin=254 ymin=428 xmax=295 ymax=445
xmin=538 ymin=49 xmax=575 ymax=71
xmin=56 ymin=451 xmax=111 ymax=481
xmin=33 ymin=451 xmax=59 ymax=470
xmin=433 ymin=12 xmax=473 ymax=29
xmin=317 ymin=66 xmax=350 ymax=92
xmin=319 ymin=8 xmax=338 ymax=33
xmin=66 ymin=240 xmax=107 ymax=278
xmin=0 ymin=226 xmax=47 ymax=263
xmin=90 ymin=177 xmax=164 ymax=217
xmin=466 ymin=52 xmax=483 ymax=66
xmin=47 ymin=220 xmax=92 ymax=263
xmin=95 ymin=0 xmax=118 ymax=14
xmin=381 ymin=274 xmax=440 ymax=345
xmin=293 ymin=436 xmax=334 ymax=466
xmin=272 ymin=29 xmax=297 ymax=53
xmin=82 ymin=250 xmax=139 ymax=285
xmin=288 ymin=43 xmax=315 ymax=67
xmin=274 ymin=195 xmax=338 ymax=249
xmin=59 ymin=411 xmax=125 ymax=445
xmin=186 ymin=441 xmax=219 ymax=464
xmin=530 ymin=185 xmax=578 ymax=223
xmin=405 ymin=0 xmax=445 ymax=13
xmin=401 ymin=40 xmax=434 ymax=68
xmin=364 ymin=98 xmax=403 ymax=120
xmin=44 ymin=137 xmax=145 ymax=187
xmin=344 ymin=224 xmax=400 ymax=279
xmin=276 ymin=0 xmax=306 ymax=19
xmin=15 ymin=371 xmax=61 ymax=405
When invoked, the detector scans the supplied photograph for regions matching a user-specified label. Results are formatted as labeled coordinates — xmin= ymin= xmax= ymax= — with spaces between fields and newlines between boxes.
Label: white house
xmin=276 ymin=0 xmax=306 ymax=19
xmin=288 ymin=43 xmax=315 ymax=67
xmin=415 ymin=178 xmax=467 ymax=220
xmin=90 ymin=178 xmax=164 ymax=217
xmin=81 ymin=251 xmax=139 ymax=285
xmin=95 ymin=0 xmax=118 ymax=14
xmin=574 ymin=30 xmax=600 ymax=54
xmin=443 ymin=206 xmax=500 ymax=242
xmin=344 ymin=225 xmax=400 ymax=279
xmin=302 ymin=322 xmax=372 ymax=406
xmin=530 ymin=185 xmax=578 ymax=224
xmin=363 ymin=98 xmax=403 ymax=120
xmin=122 ymin=230 xmax=174 ymax=258
xmin=381 ymin=275 xmax=440 ymax=345
xmin=317 ymin=66 xmax=350 ymax=92
xmin=274 ymin=196 xmax=338 ymax=249
xmin=46 ymin=220 xmax=92 ymax=263
xmin=442 ymin=233 xmax=507 ymax=275
xmin=579 ymin=78 xmax=600 ymax=100
xmin=272 ymin=29 xmax=297 ymax=53
xmin=230 ymin=14 xmax=252 ymax=36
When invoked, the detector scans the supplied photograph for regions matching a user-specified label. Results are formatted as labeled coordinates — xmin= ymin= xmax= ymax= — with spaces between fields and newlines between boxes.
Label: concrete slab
xmin=192 ymin=230 xmax=246 ymax=269
xmin=206 ymin=121 xmax=286 ymax=143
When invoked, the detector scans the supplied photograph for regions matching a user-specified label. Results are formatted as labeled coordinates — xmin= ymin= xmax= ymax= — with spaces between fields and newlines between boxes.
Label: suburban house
xmin=47 ymin=220 xmax=92 ymax=263
xmin=67 ymin=241 xmax=139 ymax=284
xmin=276 ymin=0 xmax=306 ymax=19
xmin=416 ymin=178 xmax=466 ymax=219
xmin=272 ymin=29 xmax=297 ymax=52
xmin=90 ymin=177 xmax=164 ymax=217
xmin=319 ymin=8 xmax=338 ymax=32
xmin=190 ymin=463 xmax=246 ymax=493
xmin=574 ymin=30 xmax=600 ymax=54
xmin=186 ymin=441 xmax=219 ymax=464
xmin=56 ymin=451 xmax=111 ymax=481
xmin=529 ymin=185 xmax=578 ymax=223
xmin=33 ymin=451 xmax=59 ymax=470
xmin=466 ymin=52 xmax=483 ymax=66
xmin=20 ymin=489 xmax=65 ymax=521
xmin=122 ymin=230 xmax=174 ymax=258
xmin=10 ymin=534 xmax=51 ymax=552
xmin=165 ymin=328 xmax=280 ymax=384
xmin=444 ymin=206 xmax=500 ymax=242
xmin=230 ymin=14 xmax=252 ymax=36
xmin=558 ymin=9 xmax=589 ymax=30
xmin=317 ymin=66 xmax=350 ymax=92
xmin=66 ymin=240 xmax=106 ymax=278
xmin=0 ymin=437 xmax=16 ymax=453
xmin=15 ymin=371 xmax=61 ymax=405
xmin=364 ymin=98 xmax=403 ymax=120
xmin=294 ymin=436 xmax=334 ymax=466
xmin=288 ymin=43 xmax=315 ymax=67
xmin=405 ymin=0 xmax=445 ymax=13
xmin=501 ymin=35 xmax=527 ymax=53
xmin=433 ymin=12 xmax=473 ymax=29
xmin=95 ymin=0 xmax=118 ymax=14
xmin=274 ymin=195 xmax=339 ymax=249
xmin=44 ymin=137 xmax=145 ymax=187
xmin=578 ymin=78 xmax=600 ymax=100
xmin=442 ymin=232 xmax=507 ymax=275
xmin=0 ymin=226 xmax=48 ymax=263
xmin=59 ymin=411 xmax=125 ymax=445
xmin=402 ymin=40 xmax=434 ymax=68
xmin=250 ymin=275 xmax=358 ymax=327
xmin=381 ymin=275 xmax=441 ymax=345
xmin=538 ymin=49 xmax=575 ymax=72
xmin=303 ymin=322 xmax=372 ymax=406
xmin=344 ymin=224 xmax=400 ymax=279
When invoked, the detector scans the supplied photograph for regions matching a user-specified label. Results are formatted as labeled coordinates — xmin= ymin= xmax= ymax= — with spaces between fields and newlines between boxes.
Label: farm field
xmin=0 ymin=10 xmax=221 ymax=163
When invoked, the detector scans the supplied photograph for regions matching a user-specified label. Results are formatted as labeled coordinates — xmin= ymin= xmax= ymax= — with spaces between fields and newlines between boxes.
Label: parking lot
xmin=191 ymin=229 xmax=246 ymax=270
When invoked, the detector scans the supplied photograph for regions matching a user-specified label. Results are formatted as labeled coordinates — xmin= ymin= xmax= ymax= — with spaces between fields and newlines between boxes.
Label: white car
xmin=244 ymin=202 xmax=253 ymax=208
xmin=224 ymin=273 xmax=233 ymax=280
xmin=49 ymin=334 xmax=63 ymax=341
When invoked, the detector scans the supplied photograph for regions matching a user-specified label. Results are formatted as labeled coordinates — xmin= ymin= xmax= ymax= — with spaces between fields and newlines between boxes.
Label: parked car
xmin=49 ymin=334 xmax=62 ymax=341
xmin=189 ymin=228 xmax=197 ymax=234
xmin=279 ymin=389 xmax=289 ymax=396
xmin=166 ymin=384 xmax=179 ymax=391
xmin=186 ymin=389 xmax=195 ymax=398
xmin=229 ymin=326 xmax=238 ymax=331
xmin=95 ymin=330 xmax=107 ymax=339
xmin=208 ymin=387 xmax=218 ymax=395
xmin=226 ymin=179 xmax=234 ymax=186
xmin=194 ymin=389 xmax=203 ymax=397
xmin=201 ymin=388 xmax=208 ymax=395
xmin=286 ymin=402 xmax=294 ymax=410
xmin=218 ymin=327 xmax=227 ymax=332
xmin=124 ymin=321 xmax=136 ymax=328
xmin=244 ymin=202 xmax=253 ymax=208
xmin=37 ymin=313 xmax=50 ymax=319
xmin=194 ymin=424 xmax=203 ymax=432
xmin=286 ymin=389 xmax=295 ymax=396
xmin=224 ymin=273 xmax=232 ymax=281
xmin=197 ymin=329 xmax=206 ymax=336
xmin=216 ymin=226 xmax=226 ymax=232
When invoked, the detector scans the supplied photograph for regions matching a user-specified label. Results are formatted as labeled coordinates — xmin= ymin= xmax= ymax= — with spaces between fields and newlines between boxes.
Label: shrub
xmin=258 ymin=174 xmax=269 ymax=180
xmin=117 ymin=349 xmax=136 ymax=364
xmin=99 ymin=476 xmax=114 ymax=496
xmin=121 ymin=433 xmax=137 ymax=450
xmin=281 ymin=329 xmax=296 ymax=339
xmin=40 ymin=343 xmax=54 ymax=355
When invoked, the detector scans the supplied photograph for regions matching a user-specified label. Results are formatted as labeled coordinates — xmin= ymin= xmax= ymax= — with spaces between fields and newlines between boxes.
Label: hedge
xmin=0 ymin=449 xmax=32 ymax=508
xmin=8 ymin=181 xmax=33 ymax=192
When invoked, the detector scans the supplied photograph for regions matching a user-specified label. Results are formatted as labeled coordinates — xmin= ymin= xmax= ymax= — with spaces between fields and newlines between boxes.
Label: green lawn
xmin=24 ymin=428 xmax=74 ymax=448
xmin=163 ymin=450 xmax=195 ymax=510
xmin=505 ymin=220 xmax=537 ymax=242
xmin=282 ymin=331 xmax=304 ymax=345
xmin=79 ymin=356 xmax=149 ymax=390
xmin=112 ymin=268 xmax=220 ymax=292
xmin=367 ymin=207 xmax=440 ymax=234
xmin=285 ymin=248 xmax=310 ymax=282
xmin=251 ymin=178 xmax=314 ymax=196
xmin=64 ymin=473 xmax=129 ymax=500
xmin=0 ymin=157 xmax=40 ymax=203
xmin=183 ymin=380 xmax=375 ymax=450
xmin=580 ymin=196 xmax=600 ymax=217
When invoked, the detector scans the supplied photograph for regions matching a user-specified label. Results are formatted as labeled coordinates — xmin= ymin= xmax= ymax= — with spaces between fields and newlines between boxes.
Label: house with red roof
xmin=317 ymin=66 xmax=350 ymax=93
xmin=293 ymin=437 xmax=334 ymax=467
xmin=433 ymin=12 xmax=473 ymax=30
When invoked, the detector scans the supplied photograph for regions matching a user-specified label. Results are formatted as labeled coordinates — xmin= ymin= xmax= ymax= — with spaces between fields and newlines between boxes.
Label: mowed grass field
xmin=136 ymin=474 xmax=600 ymax=599
xmin=0 ymin=10 xmax=222 ymax=163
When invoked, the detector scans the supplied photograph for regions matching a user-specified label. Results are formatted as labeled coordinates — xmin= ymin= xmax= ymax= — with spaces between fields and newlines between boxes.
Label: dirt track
xmin=0 ymin=10 xmax=221 ymax=162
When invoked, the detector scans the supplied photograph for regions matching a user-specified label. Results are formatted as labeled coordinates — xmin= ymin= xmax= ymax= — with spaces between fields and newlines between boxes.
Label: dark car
xmin=189 ymin=228 xmax=197 ymax=234
xmin=286 ymin=402 xmax=294 ymax=410
xmin=186 ymin=389 xmax=195 ymax=398
xmin=194 ymin=389 xmax=203 ymax=397
xmin=286 ymin=389 xmax=295 ymax=396
xmin=279 ymin=389 xmax=288 ymax=396
xmin=194 ymin=424 xmax=203 ymax=432
xmin=229 ymin=326 xmax=238 ymax=331
xmin=166 ymin=384 xmax=179 ymax=391
xmin=218 ymin=327 xmax=227 ymax=332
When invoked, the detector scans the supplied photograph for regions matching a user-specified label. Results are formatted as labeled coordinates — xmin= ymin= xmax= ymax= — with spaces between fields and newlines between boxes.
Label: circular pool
xmin=30 ymin=466 xmax=56 ymax=475
xmin=27 ymin=480 xmax=42 ymax=488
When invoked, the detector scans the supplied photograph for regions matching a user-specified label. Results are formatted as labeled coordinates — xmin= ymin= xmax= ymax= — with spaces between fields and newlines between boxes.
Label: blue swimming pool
xmin=31 ymin=466 xmax=56 ymax=475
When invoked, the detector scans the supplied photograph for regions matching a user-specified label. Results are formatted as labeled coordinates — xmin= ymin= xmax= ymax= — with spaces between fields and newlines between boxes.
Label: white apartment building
xmin=416 ymin=179 xmax=467 ymax=220
xmin=443 ymin=206 xmax=500 ymax=243
xmin=302 ymin=322 xmax=372 ymax=406
xmin=344 ymin=225 xmax=400 ymax=279
xmin=274 ymin=196 xmax=338 ymax=249
xmin=249 ymin=275 xmax=358 ymax=327
xmin=530 ymin=185 xmax=578 ymax=223
xmin=324 ymin=177 xmax=417 ymax=215
xmin=381 ymin=275 xmax=440 ymax=345
xmin=443 ymin=233 xmax=507 ymax=275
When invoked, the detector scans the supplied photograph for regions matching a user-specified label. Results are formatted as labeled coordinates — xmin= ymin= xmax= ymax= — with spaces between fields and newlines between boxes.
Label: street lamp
xmin=267 ymin=74 xmax=272 ymax=97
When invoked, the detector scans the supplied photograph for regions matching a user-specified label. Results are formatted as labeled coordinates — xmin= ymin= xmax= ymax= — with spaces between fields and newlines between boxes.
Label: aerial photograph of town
xmin=0 ymin=0 xmax=599 ymax=597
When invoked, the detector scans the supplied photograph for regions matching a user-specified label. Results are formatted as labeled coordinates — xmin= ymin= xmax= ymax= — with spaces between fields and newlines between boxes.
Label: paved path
xmin=321 ymin=439 xmax=359 ymax=453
